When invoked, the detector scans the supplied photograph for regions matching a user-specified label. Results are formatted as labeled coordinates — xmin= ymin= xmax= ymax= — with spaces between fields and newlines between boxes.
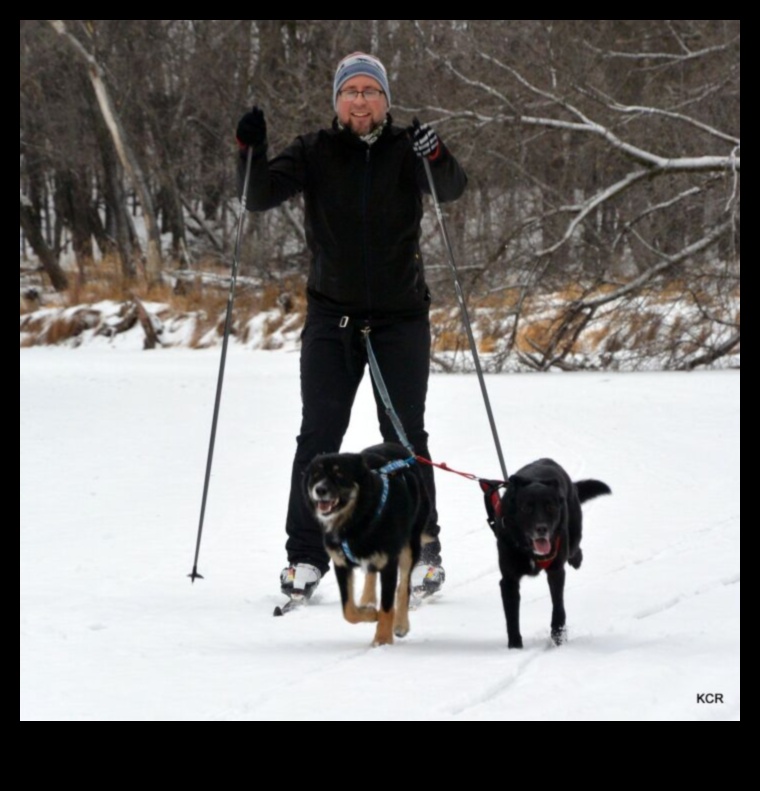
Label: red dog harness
xmin=478 ymin=479 xmax=561 ymax=569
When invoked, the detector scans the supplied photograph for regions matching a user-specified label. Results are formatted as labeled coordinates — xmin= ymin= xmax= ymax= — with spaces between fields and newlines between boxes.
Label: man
xmin=236 ymin=52 xmax=467 ymax=602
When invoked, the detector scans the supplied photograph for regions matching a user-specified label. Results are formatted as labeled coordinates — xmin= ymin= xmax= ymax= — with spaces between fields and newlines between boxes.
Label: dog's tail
xmin=575 ymin=479 xmax=611 ymax=503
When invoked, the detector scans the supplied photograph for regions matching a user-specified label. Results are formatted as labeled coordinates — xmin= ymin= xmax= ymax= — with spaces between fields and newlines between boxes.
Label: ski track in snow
xmin=20 ymin=351 xmax=740 ymax=721
xmin=447 ymin=644 xmax=552 ymax=717
xmin=633 ymin=574 xmax=740 ymax=620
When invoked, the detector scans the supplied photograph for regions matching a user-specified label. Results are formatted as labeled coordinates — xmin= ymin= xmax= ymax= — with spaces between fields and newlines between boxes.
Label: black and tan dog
xmin=303 ymin=442 xmax=430 ymax=646
xmin=481 ymin=458 xmax=611 ymax=649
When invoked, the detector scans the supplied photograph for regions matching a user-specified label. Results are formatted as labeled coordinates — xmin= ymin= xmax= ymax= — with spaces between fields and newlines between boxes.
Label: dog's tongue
xmin=533 ymin=538 xmax=551 ymax=555
xmin=318 ymin=500 xmax=337 ymax=514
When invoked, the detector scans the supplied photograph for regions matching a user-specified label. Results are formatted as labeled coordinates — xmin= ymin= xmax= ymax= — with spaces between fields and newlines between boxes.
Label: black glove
xmin=409 ymin=117 xmax=441 ymax=160
xmin=236 ymin=106 xmax=267 ymax=149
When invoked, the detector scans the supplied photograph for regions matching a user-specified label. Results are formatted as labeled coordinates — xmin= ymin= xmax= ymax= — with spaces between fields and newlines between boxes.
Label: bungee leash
xmin=360 ymin=325 xmax=417 ymax=457
xmin=360 ymin=323 xmax=508 ymax=492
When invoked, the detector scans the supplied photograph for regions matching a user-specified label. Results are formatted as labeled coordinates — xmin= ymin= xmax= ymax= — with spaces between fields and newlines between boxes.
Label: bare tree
xmin=20 ymin=191 xmax=68 ymax=291
xmin=47 ymin=20 xmax=164 ymax=280
xmin=19 ymin=20 xmax=740 ymax=369
xmin=404 ymin=20 xmax=739 ymax=369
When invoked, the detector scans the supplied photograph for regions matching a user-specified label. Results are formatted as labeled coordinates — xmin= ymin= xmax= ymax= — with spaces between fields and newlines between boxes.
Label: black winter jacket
xmin=238 ymin=117 xmax=467 ymax=319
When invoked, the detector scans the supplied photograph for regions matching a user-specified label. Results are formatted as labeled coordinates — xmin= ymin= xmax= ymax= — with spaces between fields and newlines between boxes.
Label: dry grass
xmin=585 ymin=324 xmax=613 ymax=350
xmin=515 ymin=317 xmax=562 ymax=353
xmin=475 ymin=313 xmax=507 ymax=353
xmin=471 ymin=288 xmax=521 ymax=311
xmin=434 ymin=328 xmax=465 ymax=353
xmin=20 ymin=257 xmax=313 ymax=347
xmin=37 ymin=309 xmax=102 ymax=345
xmin=19 ymin=262 xmax=739 ymax=369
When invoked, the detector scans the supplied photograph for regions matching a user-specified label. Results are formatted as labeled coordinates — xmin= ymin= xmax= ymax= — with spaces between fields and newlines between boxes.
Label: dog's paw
xmin=551 ymin=627 xmax=567 ymax=646
xmin=568 ymin=548 xmax=583 ymax=569
xmin=508 ymin=637 xmax=524 ymax=649
xmin=393 ymin=623 xmax=410 ymax=638
xmin=372 ymin=629 xmax=394 ymax=647
xmin=344 ymin=604 xmax=378 ymax=623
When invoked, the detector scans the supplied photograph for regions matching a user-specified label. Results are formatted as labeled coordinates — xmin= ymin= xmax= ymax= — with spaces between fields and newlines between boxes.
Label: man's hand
xmin=409 ymin=118 xmax=441 ymax=160
xmin=236 ymin=106 xmax=267 ymax=149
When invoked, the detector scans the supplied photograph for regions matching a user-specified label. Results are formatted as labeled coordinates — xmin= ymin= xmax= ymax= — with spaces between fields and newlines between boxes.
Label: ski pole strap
xmin=361 ymin=327 xmax=416 ymax=457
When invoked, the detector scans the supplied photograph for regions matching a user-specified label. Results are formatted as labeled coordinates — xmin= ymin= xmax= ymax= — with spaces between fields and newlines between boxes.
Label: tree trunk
xmin=94 ymin=117 xmax=137 ymax=279
xmin=54 ymin=170 xmax=94 ymax=284
xmin=20 ymin=198 xmax=69 ymax=291
xmin=48 ymin=20 xmax=164 ymax=282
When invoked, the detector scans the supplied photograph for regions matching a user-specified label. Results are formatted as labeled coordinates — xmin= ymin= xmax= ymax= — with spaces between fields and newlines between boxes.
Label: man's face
xmin=335 ymin=75 xmax=388 ymax=136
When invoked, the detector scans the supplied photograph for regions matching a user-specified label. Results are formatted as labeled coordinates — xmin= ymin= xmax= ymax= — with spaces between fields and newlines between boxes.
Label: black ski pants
xmin=284 ymin=312 xmax=441 ymax=575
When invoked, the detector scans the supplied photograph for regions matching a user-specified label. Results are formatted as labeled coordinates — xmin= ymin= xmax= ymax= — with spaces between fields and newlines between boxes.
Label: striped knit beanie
xmin=333 ymin=52 xmax=391 ymax=111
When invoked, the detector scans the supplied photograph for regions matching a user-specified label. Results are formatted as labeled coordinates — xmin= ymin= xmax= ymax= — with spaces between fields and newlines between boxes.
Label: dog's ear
xmin=479 ymin=479 xmax=506 ymax=534
xmin=347 ymin=453 xmax=371 ymax=481
xmin=302 ymin=458 xmax=317 ymax=481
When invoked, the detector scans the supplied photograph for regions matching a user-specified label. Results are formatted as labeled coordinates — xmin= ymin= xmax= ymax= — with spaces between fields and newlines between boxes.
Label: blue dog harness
xmin=340 ymin=456 xmax=416 ymax=564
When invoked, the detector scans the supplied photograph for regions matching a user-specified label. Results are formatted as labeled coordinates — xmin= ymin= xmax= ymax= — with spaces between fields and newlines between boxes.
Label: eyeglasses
xmin=338 ymin=88 xmax=384 ymax=101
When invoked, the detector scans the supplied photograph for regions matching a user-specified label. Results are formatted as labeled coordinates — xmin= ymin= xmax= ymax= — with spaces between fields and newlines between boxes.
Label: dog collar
xmin=533 ymin=535 xmax=561 ymax=570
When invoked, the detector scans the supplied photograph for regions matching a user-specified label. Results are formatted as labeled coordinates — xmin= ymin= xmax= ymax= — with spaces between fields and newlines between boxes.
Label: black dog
xmin=481 ymin=458 xmax=611 ymax=649
xmin=303 ymin=442 xmax=431 ymax=646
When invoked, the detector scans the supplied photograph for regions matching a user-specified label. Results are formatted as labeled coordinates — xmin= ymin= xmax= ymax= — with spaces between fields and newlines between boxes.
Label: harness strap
xmin=341 ymin=539 xmax=360 ymax=565
xmin=373 ymin=470 xmax=391 ymax=521
xmin=479 ymin=478 xmax=507 ymax=535
xmin=379 ymin=457 xmax=416 ymax=475
xmin=371 ymin=457 xmax=415 ymax=521
xmin=341 ymin=457 xmax=416 ymax=565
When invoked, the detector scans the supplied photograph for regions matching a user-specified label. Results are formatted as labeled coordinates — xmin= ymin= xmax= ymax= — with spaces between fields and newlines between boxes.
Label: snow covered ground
xmin=20 ymin=346 xmax=740 ymax=721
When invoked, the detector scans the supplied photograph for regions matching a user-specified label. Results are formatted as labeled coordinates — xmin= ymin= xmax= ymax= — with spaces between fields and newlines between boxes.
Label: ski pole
xmin=188 ymin=145 xmax=253 ymax=582
xmin=415 ymin=120 xmax=509 ymax=481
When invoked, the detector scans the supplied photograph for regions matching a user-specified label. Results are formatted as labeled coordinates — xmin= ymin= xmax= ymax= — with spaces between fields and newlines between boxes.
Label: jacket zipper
xmin=362 ymin=147 xmax=372 ymax=314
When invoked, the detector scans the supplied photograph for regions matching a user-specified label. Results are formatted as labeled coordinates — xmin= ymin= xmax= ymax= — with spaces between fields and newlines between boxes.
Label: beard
xmin=347 ymin=115 xmax=387 ymax=142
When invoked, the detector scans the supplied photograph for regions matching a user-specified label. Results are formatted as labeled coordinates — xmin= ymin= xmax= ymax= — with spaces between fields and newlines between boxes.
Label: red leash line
xmin=415 ymin=454 xmax=505 ymax=484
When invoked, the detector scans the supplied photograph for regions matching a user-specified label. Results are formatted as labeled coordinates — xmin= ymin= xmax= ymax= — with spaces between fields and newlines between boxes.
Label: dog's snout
xmin=315 ymin=483 xmax=330 ymax=499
